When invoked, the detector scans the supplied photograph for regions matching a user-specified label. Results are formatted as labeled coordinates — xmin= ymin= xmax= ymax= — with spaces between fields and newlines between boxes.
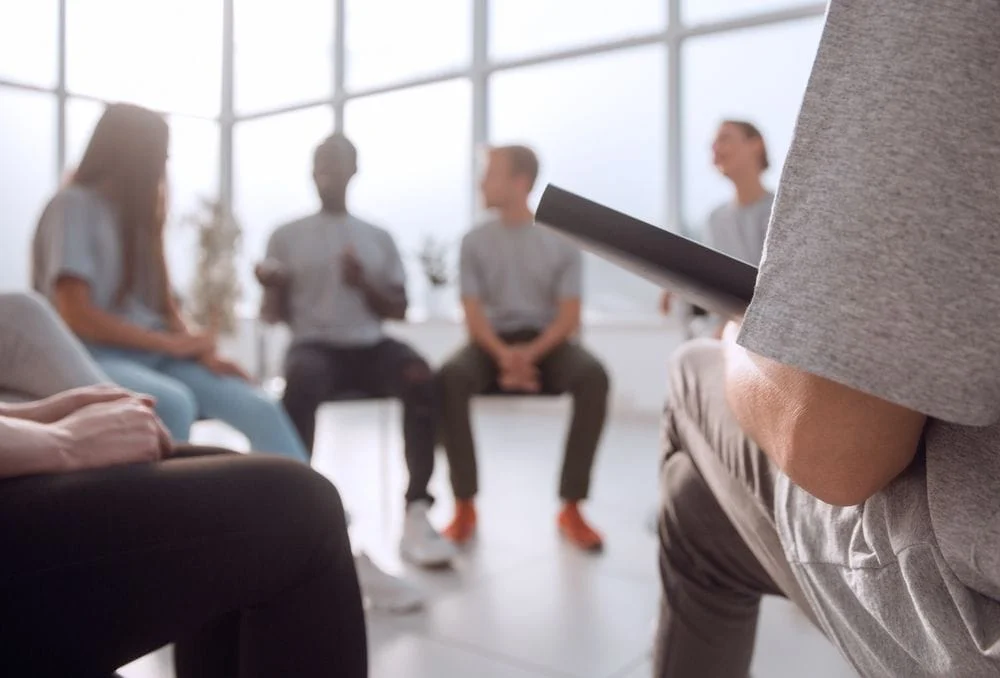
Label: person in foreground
xmin=32 ymin=103 xmax=308 ymax=462
xmin=0 ymin=295 xmax=366 ymax=676
xmin=257 ymin=133 xmax=455 ymax=608
xmin=437 ymin=145 xmax=610 ymax=552
xmin=654 ymin=2 xmax=1000 ymax=676
xmin=661 ymin=120 xmax=772 ymax=337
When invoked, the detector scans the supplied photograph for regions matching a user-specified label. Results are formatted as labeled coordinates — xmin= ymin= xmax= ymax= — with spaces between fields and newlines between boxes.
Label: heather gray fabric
xmin=0 ymin=291 xmax=108 ymax=401
xmin=459 ymin=219 xmax=582 ymax=333
xmin=266 ymin=212 xmax=406 ymax=347
xmin=703 ymin=192 xmax=774 ymax=265
xmin=738 ymin=1 xmax=1000 ymax=675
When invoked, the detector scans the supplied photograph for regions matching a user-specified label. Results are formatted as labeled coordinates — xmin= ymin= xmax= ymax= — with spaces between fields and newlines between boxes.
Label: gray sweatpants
xmin=0 ymin=291 xmax=107 ymax=400
xmin=654 ymin=339 xmax=820 ymax=677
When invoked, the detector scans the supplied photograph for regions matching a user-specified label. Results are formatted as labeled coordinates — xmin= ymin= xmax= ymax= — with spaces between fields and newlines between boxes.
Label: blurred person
xmin=661 ymin=121 xmax=773 ymax=337
xmin=257 ymin=133 xmax=455 ymax=609
xmin=32 ymin=103 xmax=308 ymax=462
xmin=0 ymin=291 xmax=366 ymax=677
xmin=437 ymin=145 xmax=610 ymax=552
xmin=654 ymin=2 xmax=1000 ymax=676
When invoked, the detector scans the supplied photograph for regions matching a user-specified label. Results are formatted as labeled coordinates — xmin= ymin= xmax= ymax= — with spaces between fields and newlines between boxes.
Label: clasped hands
xmin=497 ymin=344 xmax=542 ymax=393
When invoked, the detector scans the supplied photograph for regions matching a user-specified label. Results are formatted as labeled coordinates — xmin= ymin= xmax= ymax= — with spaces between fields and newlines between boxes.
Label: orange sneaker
xmin=558 ymin=503 xmax=604 ymax=552
xmin=443 ymin=499 xmax=477 ymax=545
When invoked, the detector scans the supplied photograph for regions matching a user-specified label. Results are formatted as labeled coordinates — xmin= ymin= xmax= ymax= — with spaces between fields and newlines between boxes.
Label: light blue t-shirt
xmin=459 ymin=219 xmax=582 ymax=334
xmin=266 ymin=212 xmax=406 ymax=346
xmin=32 ymin=185 xmax=166 ymax=331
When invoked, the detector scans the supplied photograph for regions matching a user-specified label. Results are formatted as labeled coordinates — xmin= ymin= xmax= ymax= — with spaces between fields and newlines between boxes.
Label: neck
xmin=498 ymin=202 xmax=534 ymax=226
xmin=320 ymin=194 xmax=348 ymax=216
xmin=731 ymin=174 xmax=767 ymax=206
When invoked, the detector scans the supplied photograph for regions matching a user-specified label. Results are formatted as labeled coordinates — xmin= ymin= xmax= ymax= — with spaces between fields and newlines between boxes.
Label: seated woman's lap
xmin=0 ymin=449 xmax=361 ymax=676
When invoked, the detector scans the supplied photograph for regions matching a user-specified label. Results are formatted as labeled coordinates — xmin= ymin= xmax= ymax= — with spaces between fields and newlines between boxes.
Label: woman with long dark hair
xmin=33 ymin=103 xmax=307 ymax=460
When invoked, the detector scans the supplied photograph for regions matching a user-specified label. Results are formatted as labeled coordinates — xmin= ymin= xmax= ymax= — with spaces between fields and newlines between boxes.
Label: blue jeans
xmin=90 ymin=346 xmax=308 ymax=463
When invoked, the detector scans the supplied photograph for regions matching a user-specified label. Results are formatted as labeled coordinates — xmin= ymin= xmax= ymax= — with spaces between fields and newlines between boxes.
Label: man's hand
xmin=342 ymin=248 xmax=364 ymax=288
xmin=496 ymin=345 xmax=541 ymax=393
xmin=200 ymin=354 xmax=251 ymax=381
xmin=255 ymin=259 xmax=290 ymax=288
xmin=56 ymin=398 xmax=173 ymax=470
xmin=0 ymin=385 xmax=154 ymax=424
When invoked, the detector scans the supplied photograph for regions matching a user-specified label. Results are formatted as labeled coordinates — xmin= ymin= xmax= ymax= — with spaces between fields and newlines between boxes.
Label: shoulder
xmin=38 ymin=185 xmax=111 ymax=237
xmin=350 ymin=216 xmax=398 ymax=249
xmin=272 ymin=213 xmax=318 ymax=238
xmin=461 ymin=221 xmax=496 ymax=250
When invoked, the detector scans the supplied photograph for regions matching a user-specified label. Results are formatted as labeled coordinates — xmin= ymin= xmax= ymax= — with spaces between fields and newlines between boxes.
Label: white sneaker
xmin=354 ymin=553 xmax=424 ymax=614
xmin=400 ymin=500 xmax=458 ymax=568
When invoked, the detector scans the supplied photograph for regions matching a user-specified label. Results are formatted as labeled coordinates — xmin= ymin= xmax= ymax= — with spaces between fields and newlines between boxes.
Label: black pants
xmin=283 ymin=338 xmax=437 ymax=505
xmin=0 ymin=447 xmax=367 ymax=678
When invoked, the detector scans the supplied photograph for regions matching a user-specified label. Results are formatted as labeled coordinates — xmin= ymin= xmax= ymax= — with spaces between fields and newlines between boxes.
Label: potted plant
xmin=417 ymin=235 xmax=452 ymax=319
xmin=184 ymin=198 xmax=243 ymax=335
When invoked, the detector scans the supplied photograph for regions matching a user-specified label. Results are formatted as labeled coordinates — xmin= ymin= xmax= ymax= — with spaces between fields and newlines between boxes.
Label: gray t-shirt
xmin=33 ymin=185 xmax=166 ymax=333
xmin=704 ymin=192 xmax=774 ymax=265
xmin=460 ymin=220 xmax=582 ymax=334
xmin=266 ymin=212 xmax=405 ymax=346
xmin=739 ymin=1 xmax=1000 ymax=675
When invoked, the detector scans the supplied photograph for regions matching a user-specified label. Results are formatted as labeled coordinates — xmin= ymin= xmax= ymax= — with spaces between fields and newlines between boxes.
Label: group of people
xmin=3 ymin=3 xmax=1000 ymax=675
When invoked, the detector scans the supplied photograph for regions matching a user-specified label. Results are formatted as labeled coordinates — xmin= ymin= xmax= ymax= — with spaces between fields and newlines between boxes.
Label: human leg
xmin=281 ymin=343 xmax=345 ymax=456
xmin=365 ymin=338 xmax=455 ymax=566
xmin=161 ymin=359 xmax=309 ymax=462
xmin=0 ymin=291 xmax=107 ymax=398
xmin=654 ymin=339 xmax=818 ymax=677
xmin=95 ymin=354 xmax=198 ymax=442
xmin=539 ymin=342 xmax=610 ymax=551
xmin=436 ymin=342 xmax=497 ymax=543
xmin=0 ymin=449 xmax=366 ymax=678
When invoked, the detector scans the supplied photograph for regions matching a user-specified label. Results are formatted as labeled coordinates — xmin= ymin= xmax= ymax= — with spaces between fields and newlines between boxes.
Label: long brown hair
xmin=72 ymin=103 xmax=170 ymax=312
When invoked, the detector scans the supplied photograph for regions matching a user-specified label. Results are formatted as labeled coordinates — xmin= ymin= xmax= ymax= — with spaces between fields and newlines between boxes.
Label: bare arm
xmin=359 ymin=280 xmax=407 ymax=320
xmin=461 ymin=298 xmax=507 ymax=359
xmin=722 ymin=323 xmax=926 ymax=507
xmin=523 ymin=299 xmax=581 ymax=362
xmin=258 ymin=284 xmax=290 ymax=325
xmin=164 ymin=294 xmax=190 ymax=334
xmin=54 ymin=277 xmax=171 ymax=353
xmin=0 ymin=415 xmax=72 ymax=478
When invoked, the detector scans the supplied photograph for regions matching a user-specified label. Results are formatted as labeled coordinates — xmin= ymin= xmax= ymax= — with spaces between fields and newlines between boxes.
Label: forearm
xmin=60 ymin=304 xmax=169 ymax=353
xmin=165 ymin=299 xmax=190 ymax=334
xmin=0 ymin=417 xmax=73 ymax=479
xmin=359 ymin=280 xmax=407 ymax=320
xmin=722 ymin=334 xmax=924 ymax=506
xmin=526 ymin=302 xmax=580 ymax=359
xmin=259 ymin=286 xmax=290 ymax=325
xmin=463 ymin=305 xmax=506 ymax=358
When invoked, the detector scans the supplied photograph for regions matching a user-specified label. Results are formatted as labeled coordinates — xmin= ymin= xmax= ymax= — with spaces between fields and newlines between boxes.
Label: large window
xmin=0 ymin=0 xmax=825 ymax=317
xmin=491 ymin=46 xmax=666 ymax=316
xmin=681 ymin=17 xmax=823 ymax=230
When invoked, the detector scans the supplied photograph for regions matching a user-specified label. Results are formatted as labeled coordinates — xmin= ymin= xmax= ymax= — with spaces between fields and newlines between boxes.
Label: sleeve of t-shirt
xmin=557 ymin=246 xmax=583 ymax=300
xmin=739 ymin=0 xmax=1000 ymax=425
xmin=737 ymin=0 xmax=1000 ymax=427
xmin=459 ymin=233 xmax=481 ymax=299
xmin=37 ymin=189 xmax=102 ymax=291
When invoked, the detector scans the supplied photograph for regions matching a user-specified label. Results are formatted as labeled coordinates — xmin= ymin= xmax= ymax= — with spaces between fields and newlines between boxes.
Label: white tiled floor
xmin=119 ymin=401 xmax=856 ymax=678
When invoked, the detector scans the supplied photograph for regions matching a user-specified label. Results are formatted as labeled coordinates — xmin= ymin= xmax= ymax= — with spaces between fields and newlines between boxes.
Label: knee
xmin=155 ymin=383 xmax=199 ymax=440
xmin=666 ymin=339 xmax=724 ymax=417
xmin=435 ymin=359 xmax=475 ymax=397
xmin=251 ymin=458 xmax=350 ymax=549
xmin=0 ymin=291 xmax=59 ymax=328
xmin=283 ymin=359 xmax=325 ymax=403
xmin=572 ymin=359 xmax=610 ymax=398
